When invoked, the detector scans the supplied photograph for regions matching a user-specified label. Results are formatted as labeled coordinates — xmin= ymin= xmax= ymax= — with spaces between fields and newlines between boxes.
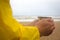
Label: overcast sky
xmin=10 ymin=0 xmax=60 ymax=16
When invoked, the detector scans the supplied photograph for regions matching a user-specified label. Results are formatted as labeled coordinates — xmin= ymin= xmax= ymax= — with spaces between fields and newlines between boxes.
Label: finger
xmin=50 ymin=26 xmax=55 ymax=30
xmin=48 ymin=22 xmax=54 ymax=26
xmin=46 ymin=18 xmax=54 ymax=22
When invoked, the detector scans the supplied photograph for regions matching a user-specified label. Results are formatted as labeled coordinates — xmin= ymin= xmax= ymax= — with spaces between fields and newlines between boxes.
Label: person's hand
xmin=23 ymin=18 xmax=55 ymax=37
xmin=34 ymin=18 xmax=55 ymax=36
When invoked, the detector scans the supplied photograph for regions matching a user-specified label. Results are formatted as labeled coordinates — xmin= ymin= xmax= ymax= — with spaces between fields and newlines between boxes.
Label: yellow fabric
xmin=0 ymin=0 xmax=40 ymax=40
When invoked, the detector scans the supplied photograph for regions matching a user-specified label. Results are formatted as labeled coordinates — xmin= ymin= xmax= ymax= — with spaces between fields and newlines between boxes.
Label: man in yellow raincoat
xmin=0 ymin=0 xmax=55 ymax=40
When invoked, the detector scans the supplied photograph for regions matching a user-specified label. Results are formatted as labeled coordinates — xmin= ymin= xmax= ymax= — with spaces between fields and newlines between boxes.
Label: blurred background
xmin=10 ymin=0 xmax=60 ymax=16
xmin=10 ymin=0 xmax=60 ymax=40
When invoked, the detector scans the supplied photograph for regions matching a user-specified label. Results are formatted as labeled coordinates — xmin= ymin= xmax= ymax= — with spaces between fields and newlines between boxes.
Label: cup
xmin=38 ymin=16 xmax=52 ymax=20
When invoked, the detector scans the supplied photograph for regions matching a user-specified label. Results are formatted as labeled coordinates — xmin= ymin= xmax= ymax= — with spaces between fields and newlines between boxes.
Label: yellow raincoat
xmin=0 ymin=0 xmax=40 ymax=40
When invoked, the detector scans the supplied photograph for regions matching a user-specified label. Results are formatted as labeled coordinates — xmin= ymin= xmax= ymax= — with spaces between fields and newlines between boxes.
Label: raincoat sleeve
xmin=19 ymin=26 xmax=40 ymax=40
xmin=0 ymin=0 xmax=40 ymax=40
